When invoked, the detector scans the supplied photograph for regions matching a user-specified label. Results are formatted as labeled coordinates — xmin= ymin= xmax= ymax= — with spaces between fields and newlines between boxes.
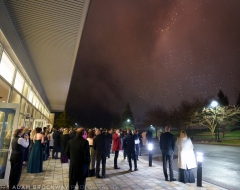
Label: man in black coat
xmin=146 ymin=129 xmax=153 ymax=143
xmin=123 ymin=129 xmax=138 ymax=172
xmin=105 ymin=129 xmax=112 ymax=158
xmin=93 ymin=128 xmax=106 ymax=178
xmin=66 ymin=128 xmax=90 ymax=190
xmin=159 ymin=126 xmax=176 ymax=182
xmin=52 ymin=128 xmax=61 ymax=159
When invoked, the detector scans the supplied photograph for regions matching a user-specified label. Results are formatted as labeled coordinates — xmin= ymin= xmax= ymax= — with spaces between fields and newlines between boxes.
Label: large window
xmin=26 ymin=103 xmax=33 ymax=117
xmin=0 ymin=52 xmax=15 ymax=84
xmin=10 ymin=90 xmax=21 ymax=103
xmin=0 ymin=78 xmax=10 ymax=102
xmin=27 ymin=89 xmax=33 ymax=103
xmin=14 ymin=71 xmax=24 ymax=93
xmin=0 ymin=44 xmax=51 ymax=122
xmin=23 ymin=83 xmax=29 ymax=97
xmin=20 ymin=98 xmax=27 ymax=114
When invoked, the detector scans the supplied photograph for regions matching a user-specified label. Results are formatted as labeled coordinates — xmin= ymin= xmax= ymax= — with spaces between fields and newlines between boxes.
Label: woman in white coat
xmin=177 ymin=130 xmax=197 ymax=183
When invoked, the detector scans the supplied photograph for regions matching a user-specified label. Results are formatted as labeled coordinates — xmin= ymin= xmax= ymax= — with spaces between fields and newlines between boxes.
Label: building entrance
xmin=0 ymin=103 xmax=20 ymax=186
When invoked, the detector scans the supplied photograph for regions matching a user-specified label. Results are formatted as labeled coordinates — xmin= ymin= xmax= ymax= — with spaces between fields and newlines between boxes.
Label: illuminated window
xmin=28 ymin=89 xmax=33 ymax=103
xmin=14 ymin=72 xmax=25 ymax=93
xmin=26 ymin=103 xmax=33 ymax=117
xmin=35 ymin=97 xmax=39 ymax=109
xmin=0 ymin=77 xmax=10 ymax=102
xmin=38 ymin=103 xmax=42 ymax=112
xmin=0 ymin=52 xmax=15 ymax=84
xmin=20 ymin=98 xmax=27 ymax=114
xmin=11 ymin=90 xmax=21 ymax=103
xmin=23 ymin=83 xmax=29 ymax=98
xmin=32 ymin=94 xmax=36 ymax=107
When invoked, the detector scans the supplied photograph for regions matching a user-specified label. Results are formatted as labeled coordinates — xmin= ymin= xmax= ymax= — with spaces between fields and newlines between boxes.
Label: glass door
xmin=0 ymin=103 xmax=20 ymax=186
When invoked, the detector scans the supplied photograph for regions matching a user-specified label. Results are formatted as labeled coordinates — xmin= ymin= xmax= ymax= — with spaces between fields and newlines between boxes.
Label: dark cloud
xmin=66 ymin=0 xmax=240 ymax=128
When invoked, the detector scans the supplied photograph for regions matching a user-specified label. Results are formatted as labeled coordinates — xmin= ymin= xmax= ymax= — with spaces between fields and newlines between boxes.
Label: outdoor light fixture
xmin=127 ymin=119 xmax=130 ymax=122
xmin=210 ymin=100 xmax=218 ymax=108
xmin=196 ymin=152 xmax=203 ymax=187
xmin=210 ymin=100 xmax=221 ymax=142
xmin=148 ymin=143 xmax=153 ymax=167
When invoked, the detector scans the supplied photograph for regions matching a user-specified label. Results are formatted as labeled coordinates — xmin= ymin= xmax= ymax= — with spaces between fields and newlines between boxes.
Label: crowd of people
xmin=9 ymin=125 xmax=197 ymax=190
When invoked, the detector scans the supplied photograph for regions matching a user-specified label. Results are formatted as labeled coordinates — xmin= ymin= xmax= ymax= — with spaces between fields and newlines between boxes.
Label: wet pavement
xmin=139 ymin=139 xmax=240 ymax=190
xmin=17 ymin=151 xmax=226 ymax=190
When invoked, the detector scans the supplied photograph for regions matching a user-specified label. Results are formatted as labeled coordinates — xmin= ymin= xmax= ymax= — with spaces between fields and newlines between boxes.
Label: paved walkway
xmin=18 ymin=152 xmax=225 ymax=190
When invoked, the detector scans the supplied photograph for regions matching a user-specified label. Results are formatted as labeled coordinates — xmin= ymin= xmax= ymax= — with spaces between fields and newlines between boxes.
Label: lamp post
xmin=148 ymin=143 xmax=153 ymax=167
xmin=196 ymin=152 xmax=203 ymax=187
xmin=210 ymin=101 xmax=221 ymax=142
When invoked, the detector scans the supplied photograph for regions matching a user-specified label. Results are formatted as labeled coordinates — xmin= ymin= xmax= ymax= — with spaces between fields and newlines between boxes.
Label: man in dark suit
xmin=93 ymin=128 xmax=106 ymax=178
xmin=159 ymin=126 xmax=176 ymax=182
xmin=123 ymin=129 xmax=138 ymax=172
xmin=66 ymin=128 xmax=90 ymax=190
xmin=52 ymin=128 xmax=61 ymax=159
xmin=146 ymin=129 xmax=153 ymax=143
xmin=105 ymin=129 xmax=112 ymax=158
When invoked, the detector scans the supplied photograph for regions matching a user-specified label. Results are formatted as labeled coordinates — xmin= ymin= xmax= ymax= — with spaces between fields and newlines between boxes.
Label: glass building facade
xmin=0 ymin=44 xmax=50 ymax=126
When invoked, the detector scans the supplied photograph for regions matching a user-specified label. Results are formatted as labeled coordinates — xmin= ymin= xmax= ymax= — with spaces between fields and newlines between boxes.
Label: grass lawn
xmin=171 ymin=129 xmax=240 ymax=146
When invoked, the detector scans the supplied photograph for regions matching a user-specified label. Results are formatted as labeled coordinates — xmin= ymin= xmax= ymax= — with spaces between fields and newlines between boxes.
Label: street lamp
xmin=148 ymin=143 xmax=153 ymax=167
xmin=196 ymin=152 xmax=203 ymax=187
xmin=127 ymin=119 xmax=130 ymax=122
xmin=210 ymin=100 xmax=221 ymax=142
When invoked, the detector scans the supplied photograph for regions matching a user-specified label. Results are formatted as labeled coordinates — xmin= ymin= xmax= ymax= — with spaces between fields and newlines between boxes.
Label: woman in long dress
xmin=177 ymin=130 xmax=197 ymax=183
xmin=87 ymin=129 xmax=96 ymax=177
xmin=28 ymin=128 xmax=36 ymax=160
xmin=27 ymin=127 xmax=44 ymax=173
xmin=61 ymin=128 xmax=70 ymax=163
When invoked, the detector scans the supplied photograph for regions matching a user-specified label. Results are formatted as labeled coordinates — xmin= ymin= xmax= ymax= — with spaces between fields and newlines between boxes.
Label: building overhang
xmin=1 ymin=0 xmax=91 ymax=112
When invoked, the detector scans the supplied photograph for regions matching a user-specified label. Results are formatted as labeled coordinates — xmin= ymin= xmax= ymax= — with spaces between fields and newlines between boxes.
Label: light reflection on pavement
xmin=139 ymin=139 xmax=240 ymax=190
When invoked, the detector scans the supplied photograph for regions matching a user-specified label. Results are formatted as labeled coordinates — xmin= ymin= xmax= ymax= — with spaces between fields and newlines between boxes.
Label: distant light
xmin=75 ymin=123 xmax=77 ymax=125
xmin=196 ymin=152 xmax=203 ymax=162
xmin=127 ymin=119 xmax=130 ymax=122
xmin=210 ymin=101 xmax=218 ymax=108
xmin=148 ymin=143 xmax=153 ymax=151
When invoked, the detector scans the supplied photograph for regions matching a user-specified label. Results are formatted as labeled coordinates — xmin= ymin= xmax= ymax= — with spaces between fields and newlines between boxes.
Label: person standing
xmin=177 ymin=130 xmax=196 ymax=183
xmin=22 ymin=127 xmax=30 ymax=165
xmin=49 ymin=130 xmax=54 ymax=152
xmin=112 ymin=129 xmax=121 ymax=169
xmin=66 ymin=128 xmax=90 ymax=190
xmin=87 ymin=129 xmax=96 ymax=177
xmin=44 ymin=130 xmax=51 ymax=160
xmin=141 ymin=131 xmax=147 ymax=146
xmin=105 ymin=129 xmax=112 ymax=158
xmin=134 ymin=130 xmax=140 ymax=161
xmin=61 ymin=128 xmax=71 ymax=163
xmin=9 ymin=129 xmax=29 ymax=190
xmin=157 ymin=129 xmax=162 ymax=142
xmin=123 ymin=129 xmax=138 ymax=172
xmin=28 ymin=129 xmax=36 ymax=160
xmin=146 ymin=129 xmax=153 ymax=144
xmin=27 ymin=127 xmax=44 ymax=173
xmin=52 ymin=128 xmax=61 ymax=159
xmin=93 ymin=129 xmax=106 ymax=178
xmin=159 ymin=126 xmax=176 ymax=182
xmin=138 ymin=131 xmax=143 ymax=156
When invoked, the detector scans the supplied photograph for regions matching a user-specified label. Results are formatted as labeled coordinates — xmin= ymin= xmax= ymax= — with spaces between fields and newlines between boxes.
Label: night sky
xmin=66 ymin=0 xmax=240 ymax=128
